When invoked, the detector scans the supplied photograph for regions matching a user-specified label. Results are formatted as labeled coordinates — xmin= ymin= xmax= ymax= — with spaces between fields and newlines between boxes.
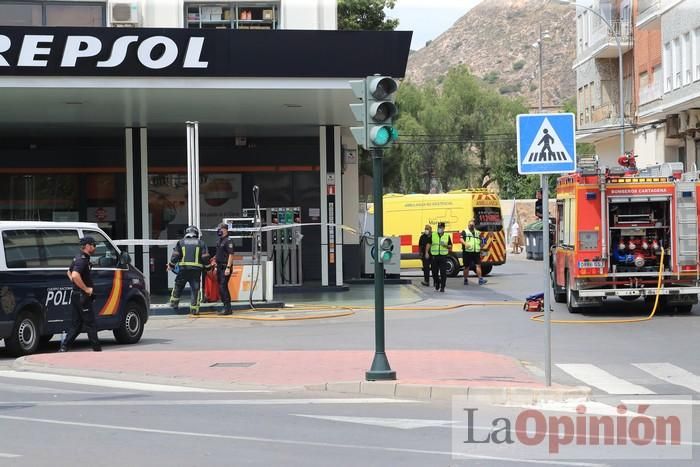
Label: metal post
xmin=537 ymin=24 xmax=552 ymax=387
xmin=186 ymin=121 xmax=201 ymax=229
xmin=366 ymin=148 xmax=396 ymax=381
xmin=542 ymin=174 xmax=551 ymax=387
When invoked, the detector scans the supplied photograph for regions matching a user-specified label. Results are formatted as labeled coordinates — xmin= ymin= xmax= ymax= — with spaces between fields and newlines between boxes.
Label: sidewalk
xmin=16 ymin=349 xmax=589 ymax=403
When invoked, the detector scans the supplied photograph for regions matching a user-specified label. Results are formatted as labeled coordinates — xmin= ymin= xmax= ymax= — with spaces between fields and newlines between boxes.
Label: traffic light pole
xmin=366 ymin=148 xmax=396 ymax=381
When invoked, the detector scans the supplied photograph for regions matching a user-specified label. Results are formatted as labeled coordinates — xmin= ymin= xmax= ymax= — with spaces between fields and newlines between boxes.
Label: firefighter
xmin=428 ymin=222 xmax=451 ymax=292
xmin=461 ymin=219 xmax=487 ymax=285
xmin=168 ymin=225 xmax=210 ymax=315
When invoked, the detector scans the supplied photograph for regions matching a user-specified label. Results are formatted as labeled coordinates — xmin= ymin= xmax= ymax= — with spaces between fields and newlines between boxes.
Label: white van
xmin=0 ymin=222 xmax=150 ymax=356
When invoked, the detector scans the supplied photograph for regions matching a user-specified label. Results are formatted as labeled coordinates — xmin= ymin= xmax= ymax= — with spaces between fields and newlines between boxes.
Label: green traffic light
xmin=371 ymin=126 xmax=392 ymax=146
xmin=381 ymin=251 xmax=392 ymax=262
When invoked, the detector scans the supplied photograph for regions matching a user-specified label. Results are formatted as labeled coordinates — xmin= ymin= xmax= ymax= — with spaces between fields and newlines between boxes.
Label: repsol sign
xmin=0 ymin=26 xmax=413 ymax=78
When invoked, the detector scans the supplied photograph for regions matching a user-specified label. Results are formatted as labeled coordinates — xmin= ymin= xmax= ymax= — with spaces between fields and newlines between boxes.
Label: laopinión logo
xmin=451 ymin=396 xmax=693 ymax=460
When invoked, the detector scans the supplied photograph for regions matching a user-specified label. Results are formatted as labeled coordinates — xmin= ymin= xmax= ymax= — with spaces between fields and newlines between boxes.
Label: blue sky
xmin=388 ymin=0 xmax=483 ymax=50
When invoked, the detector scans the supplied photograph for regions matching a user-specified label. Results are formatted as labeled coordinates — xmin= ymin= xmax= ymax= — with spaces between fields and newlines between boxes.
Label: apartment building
xmin=574 ymin=0 xmax=700 ymax=170
xmin=0 ymin=1 xmax=412 ymax=291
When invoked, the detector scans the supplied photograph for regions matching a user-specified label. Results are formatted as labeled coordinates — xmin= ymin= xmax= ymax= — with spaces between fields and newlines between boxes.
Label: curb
xmin=305 ymin=381 xmax=591 ymax=404
xmin=12 ymin=357 xmax=302 ymax=393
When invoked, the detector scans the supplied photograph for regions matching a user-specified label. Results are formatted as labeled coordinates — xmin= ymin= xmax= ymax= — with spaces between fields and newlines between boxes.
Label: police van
xmin=0 ymin=222 xmax=149 ymax=356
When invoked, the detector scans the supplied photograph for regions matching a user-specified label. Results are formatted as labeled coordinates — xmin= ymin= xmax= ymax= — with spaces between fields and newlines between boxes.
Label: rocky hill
xmin=405 ymin=0 xmax=576 ymax=109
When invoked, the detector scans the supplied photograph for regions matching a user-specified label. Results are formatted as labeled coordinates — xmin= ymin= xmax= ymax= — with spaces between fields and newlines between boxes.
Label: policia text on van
xmin=0 ymin=222 xmax=149 ymax=356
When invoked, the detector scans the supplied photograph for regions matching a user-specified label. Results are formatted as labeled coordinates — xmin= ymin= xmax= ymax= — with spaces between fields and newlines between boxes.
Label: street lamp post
xmin=533 ymin=25 xmax=552 ymax=386
xmin=558 ymin=0 xmax=625 ymax=156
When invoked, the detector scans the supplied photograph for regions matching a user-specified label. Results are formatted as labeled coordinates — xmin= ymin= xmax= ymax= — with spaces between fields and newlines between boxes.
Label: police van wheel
xmin=446 ymin=257 xmax=460 ymax=277
xmin=113 ymin=302 xmax=145 ymax=345
xmin=480 ymin=264 xmax=493 ymax=276
xmin=6 ymin=311 xmax=40 ymax=357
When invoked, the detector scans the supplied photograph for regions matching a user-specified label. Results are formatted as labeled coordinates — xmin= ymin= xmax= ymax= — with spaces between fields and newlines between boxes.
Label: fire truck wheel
xmin=552 ymin=271 xmax=566 ymax=303
xmin=565 ymin=273 xmax=580 ymax=314
xmin=446 ymin=256 xmax=460 ymax=277
xmin=480 ymin=264 xmax=492 ymax=276
xmin=619 ymin=295 xmax=639 ymax=301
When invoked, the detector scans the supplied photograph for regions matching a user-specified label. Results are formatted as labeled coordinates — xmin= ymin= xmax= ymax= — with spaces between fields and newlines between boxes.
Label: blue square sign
xmin=516 ymin=113 xmax=576 ymax=175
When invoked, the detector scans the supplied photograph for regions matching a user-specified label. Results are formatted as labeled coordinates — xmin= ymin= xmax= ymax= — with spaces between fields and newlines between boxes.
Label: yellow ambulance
xmin=374 ymin=189 xmax=507 ymax=277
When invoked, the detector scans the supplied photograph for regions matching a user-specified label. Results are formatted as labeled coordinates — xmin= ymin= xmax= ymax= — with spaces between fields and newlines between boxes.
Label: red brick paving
xmin=25 ymin=350 xmax=545 ymax=387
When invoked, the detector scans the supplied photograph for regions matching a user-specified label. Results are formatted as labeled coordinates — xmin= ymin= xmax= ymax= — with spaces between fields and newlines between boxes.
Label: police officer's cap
xmin=80 ymin=236 xmax=96 ymax=246
xmin=437 ymin=222 xmax=446 ymax=228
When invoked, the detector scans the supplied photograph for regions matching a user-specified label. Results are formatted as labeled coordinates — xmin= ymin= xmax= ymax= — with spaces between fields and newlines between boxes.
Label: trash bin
xmin=524 ymin=221 xmax=543 ymax=261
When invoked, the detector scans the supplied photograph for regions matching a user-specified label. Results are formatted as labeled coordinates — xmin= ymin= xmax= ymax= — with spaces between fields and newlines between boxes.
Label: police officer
xmin=60 ymin=236 xmax=101 ymax=352
xmin=461 ymin=219 xmax=487 ymax=285
xmin=418 ymin=224 xmax=432 ymax=287
xmin=215 ymin=223 xmax=235 ymax=315
xmin=428 ymin=222 xmax=451 ymax=292
xmin=168 ymin=225 xmax=210 ymax=315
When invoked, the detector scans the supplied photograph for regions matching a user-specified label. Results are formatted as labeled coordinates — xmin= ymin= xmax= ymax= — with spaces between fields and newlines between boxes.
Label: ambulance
xmin=0 ymin=222 xmax=150 ymax=356
xmin=379 ymin=190 xmax=507 ymax=276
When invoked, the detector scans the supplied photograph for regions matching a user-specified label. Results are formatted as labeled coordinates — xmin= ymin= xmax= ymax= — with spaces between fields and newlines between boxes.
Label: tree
xmin=337 ymin=0 xmax=399 ymax=31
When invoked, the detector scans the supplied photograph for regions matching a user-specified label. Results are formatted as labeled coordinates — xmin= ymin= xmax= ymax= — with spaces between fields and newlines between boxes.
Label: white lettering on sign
xmin=609 ymin=188 xmax=669 ymax=195
xmin=137 ymin=36 xmax=178 ymax=70
xmin=45 ymin=287 xmax=73 ymax=307
xmin=0 ymin=34 xmax=208 ymax=70
xmin=0 ymin=35 xmax=10 ymax=67
xmin=61 ymin=36 xmax=102 ymax=67
xmin=18 ymin=35 xmax=54 ymax=67
xmin=183 ymin=37 xmax=208 ymax=68
xmin=97 ymin=36 xmax=138 ymax=68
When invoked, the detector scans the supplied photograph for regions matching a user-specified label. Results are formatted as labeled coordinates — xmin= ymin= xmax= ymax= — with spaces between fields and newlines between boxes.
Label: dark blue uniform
xmin=62 ymin=252 xmax=101 ymax=351
xmin=215 ymin=234 xmax=235 ymax=314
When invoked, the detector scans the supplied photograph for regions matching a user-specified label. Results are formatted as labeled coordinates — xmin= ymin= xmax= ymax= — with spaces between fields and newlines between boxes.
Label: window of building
xmin=694 ymin=27 xmax=700 ymax=82
xmin=185 ymin=2 xmax=279 ymax=29
xmin=683 ymin=32 xmax=692 ymax=86
xmin=673 ymin=37 xmax=682 ymax=89
xmin=640 ymin=70 xmax=648 ymax=89
xmin=0 ymin=2 xmax=105 ymax=27
xmin=664 ymin=42 xmax=672 ymax=92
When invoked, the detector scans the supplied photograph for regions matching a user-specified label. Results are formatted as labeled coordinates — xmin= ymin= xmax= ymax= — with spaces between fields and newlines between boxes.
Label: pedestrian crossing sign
xmin=516 ymin=113 xmax=576 ymax=175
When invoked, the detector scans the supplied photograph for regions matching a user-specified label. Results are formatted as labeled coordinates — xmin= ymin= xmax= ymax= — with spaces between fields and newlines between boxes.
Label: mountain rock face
xmin=405 ymin=0 xmax=576 ymax=109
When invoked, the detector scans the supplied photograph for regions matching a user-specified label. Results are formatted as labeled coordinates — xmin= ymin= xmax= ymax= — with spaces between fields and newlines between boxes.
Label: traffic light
xmin=377 ymin=236 xmax=395 ymax=263
xmin=349 ymin=76 xmax=399 ymax=150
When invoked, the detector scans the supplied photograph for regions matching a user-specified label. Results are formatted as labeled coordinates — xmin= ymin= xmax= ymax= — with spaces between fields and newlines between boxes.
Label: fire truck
xmin=551 ymin=155 xmax=700 ymax=313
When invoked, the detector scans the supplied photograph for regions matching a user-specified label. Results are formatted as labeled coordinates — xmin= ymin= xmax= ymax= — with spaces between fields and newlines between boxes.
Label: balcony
xmin=575 ymin=20 xmax=633 ymax=66
xmin=636 ymin=0 xmax=660 ymax=29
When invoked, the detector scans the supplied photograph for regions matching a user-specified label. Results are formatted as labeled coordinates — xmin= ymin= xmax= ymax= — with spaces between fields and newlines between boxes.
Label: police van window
xmin=2 ymin=229 xmax=80 ymax=268
xmin=83 ymin=231 xmax=119 ymax=268
xmin=473 ymin=207 xmax=503 ymax=232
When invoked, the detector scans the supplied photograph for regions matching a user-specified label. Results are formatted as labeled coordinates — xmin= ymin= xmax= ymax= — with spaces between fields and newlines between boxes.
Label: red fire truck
xmin=551 ymin=156 xmax=700 ymax=313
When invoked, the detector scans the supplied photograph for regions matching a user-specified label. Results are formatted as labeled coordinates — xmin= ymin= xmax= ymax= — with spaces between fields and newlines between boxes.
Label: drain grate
xmin=210 ymin=362 xmax=256 ymax=368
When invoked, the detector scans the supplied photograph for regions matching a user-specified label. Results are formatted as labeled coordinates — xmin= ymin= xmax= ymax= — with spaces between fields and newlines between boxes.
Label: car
xmin=0 ymin=222 xmax=149 ymax=356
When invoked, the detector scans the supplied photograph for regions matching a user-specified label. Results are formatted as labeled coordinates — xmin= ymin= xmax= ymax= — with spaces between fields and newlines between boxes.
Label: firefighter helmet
xmin=184 ymin=225 xmax=199 ymax=238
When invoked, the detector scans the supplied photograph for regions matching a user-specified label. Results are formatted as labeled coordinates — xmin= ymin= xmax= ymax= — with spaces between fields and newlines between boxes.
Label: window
xmin=82 ymin=231 xmax=120 ymax=268
xmin=683 ymin=32 xmax=692 ymax=86
xmin=0 ymin=3 xmax=42 ymax=26
xmin=695 ymin=27 xmax=700 ymax=81
xmin=0 ymin=2 xmax=105 ymax=27
xmin=185 ymin=2 xmax=279 ymax=30
xmin=664 ymin=42 xmax=672 ymax=92
xmin=2 ymin=229 xmax=79 ymax=269
xmin=674 ymin=38 xmax=681 ymax=89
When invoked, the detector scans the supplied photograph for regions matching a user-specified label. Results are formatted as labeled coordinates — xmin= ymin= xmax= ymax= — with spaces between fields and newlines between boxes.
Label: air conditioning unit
xmin=666 ymin=114 xmax=680 ymax=138
xmin=110 ymin=2 xmax=139 ymax=25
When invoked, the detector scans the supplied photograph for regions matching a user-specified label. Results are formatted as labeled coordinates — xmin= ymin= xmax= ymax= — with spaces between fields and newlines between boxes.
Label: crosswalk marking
xmin=556 ymin=364 xmax=655 ymax=395
xmin=633 ymin=363 xmax=700 ymax=393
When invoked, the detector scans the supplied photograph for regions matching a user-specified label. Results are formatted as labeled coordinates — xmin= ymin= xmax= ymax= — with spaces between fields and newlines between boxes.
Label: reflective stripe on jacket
xmin=171 ymin=238 xmax=209 ymax=269
xmin=430 ymin=232 xmax=451 ymax=256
